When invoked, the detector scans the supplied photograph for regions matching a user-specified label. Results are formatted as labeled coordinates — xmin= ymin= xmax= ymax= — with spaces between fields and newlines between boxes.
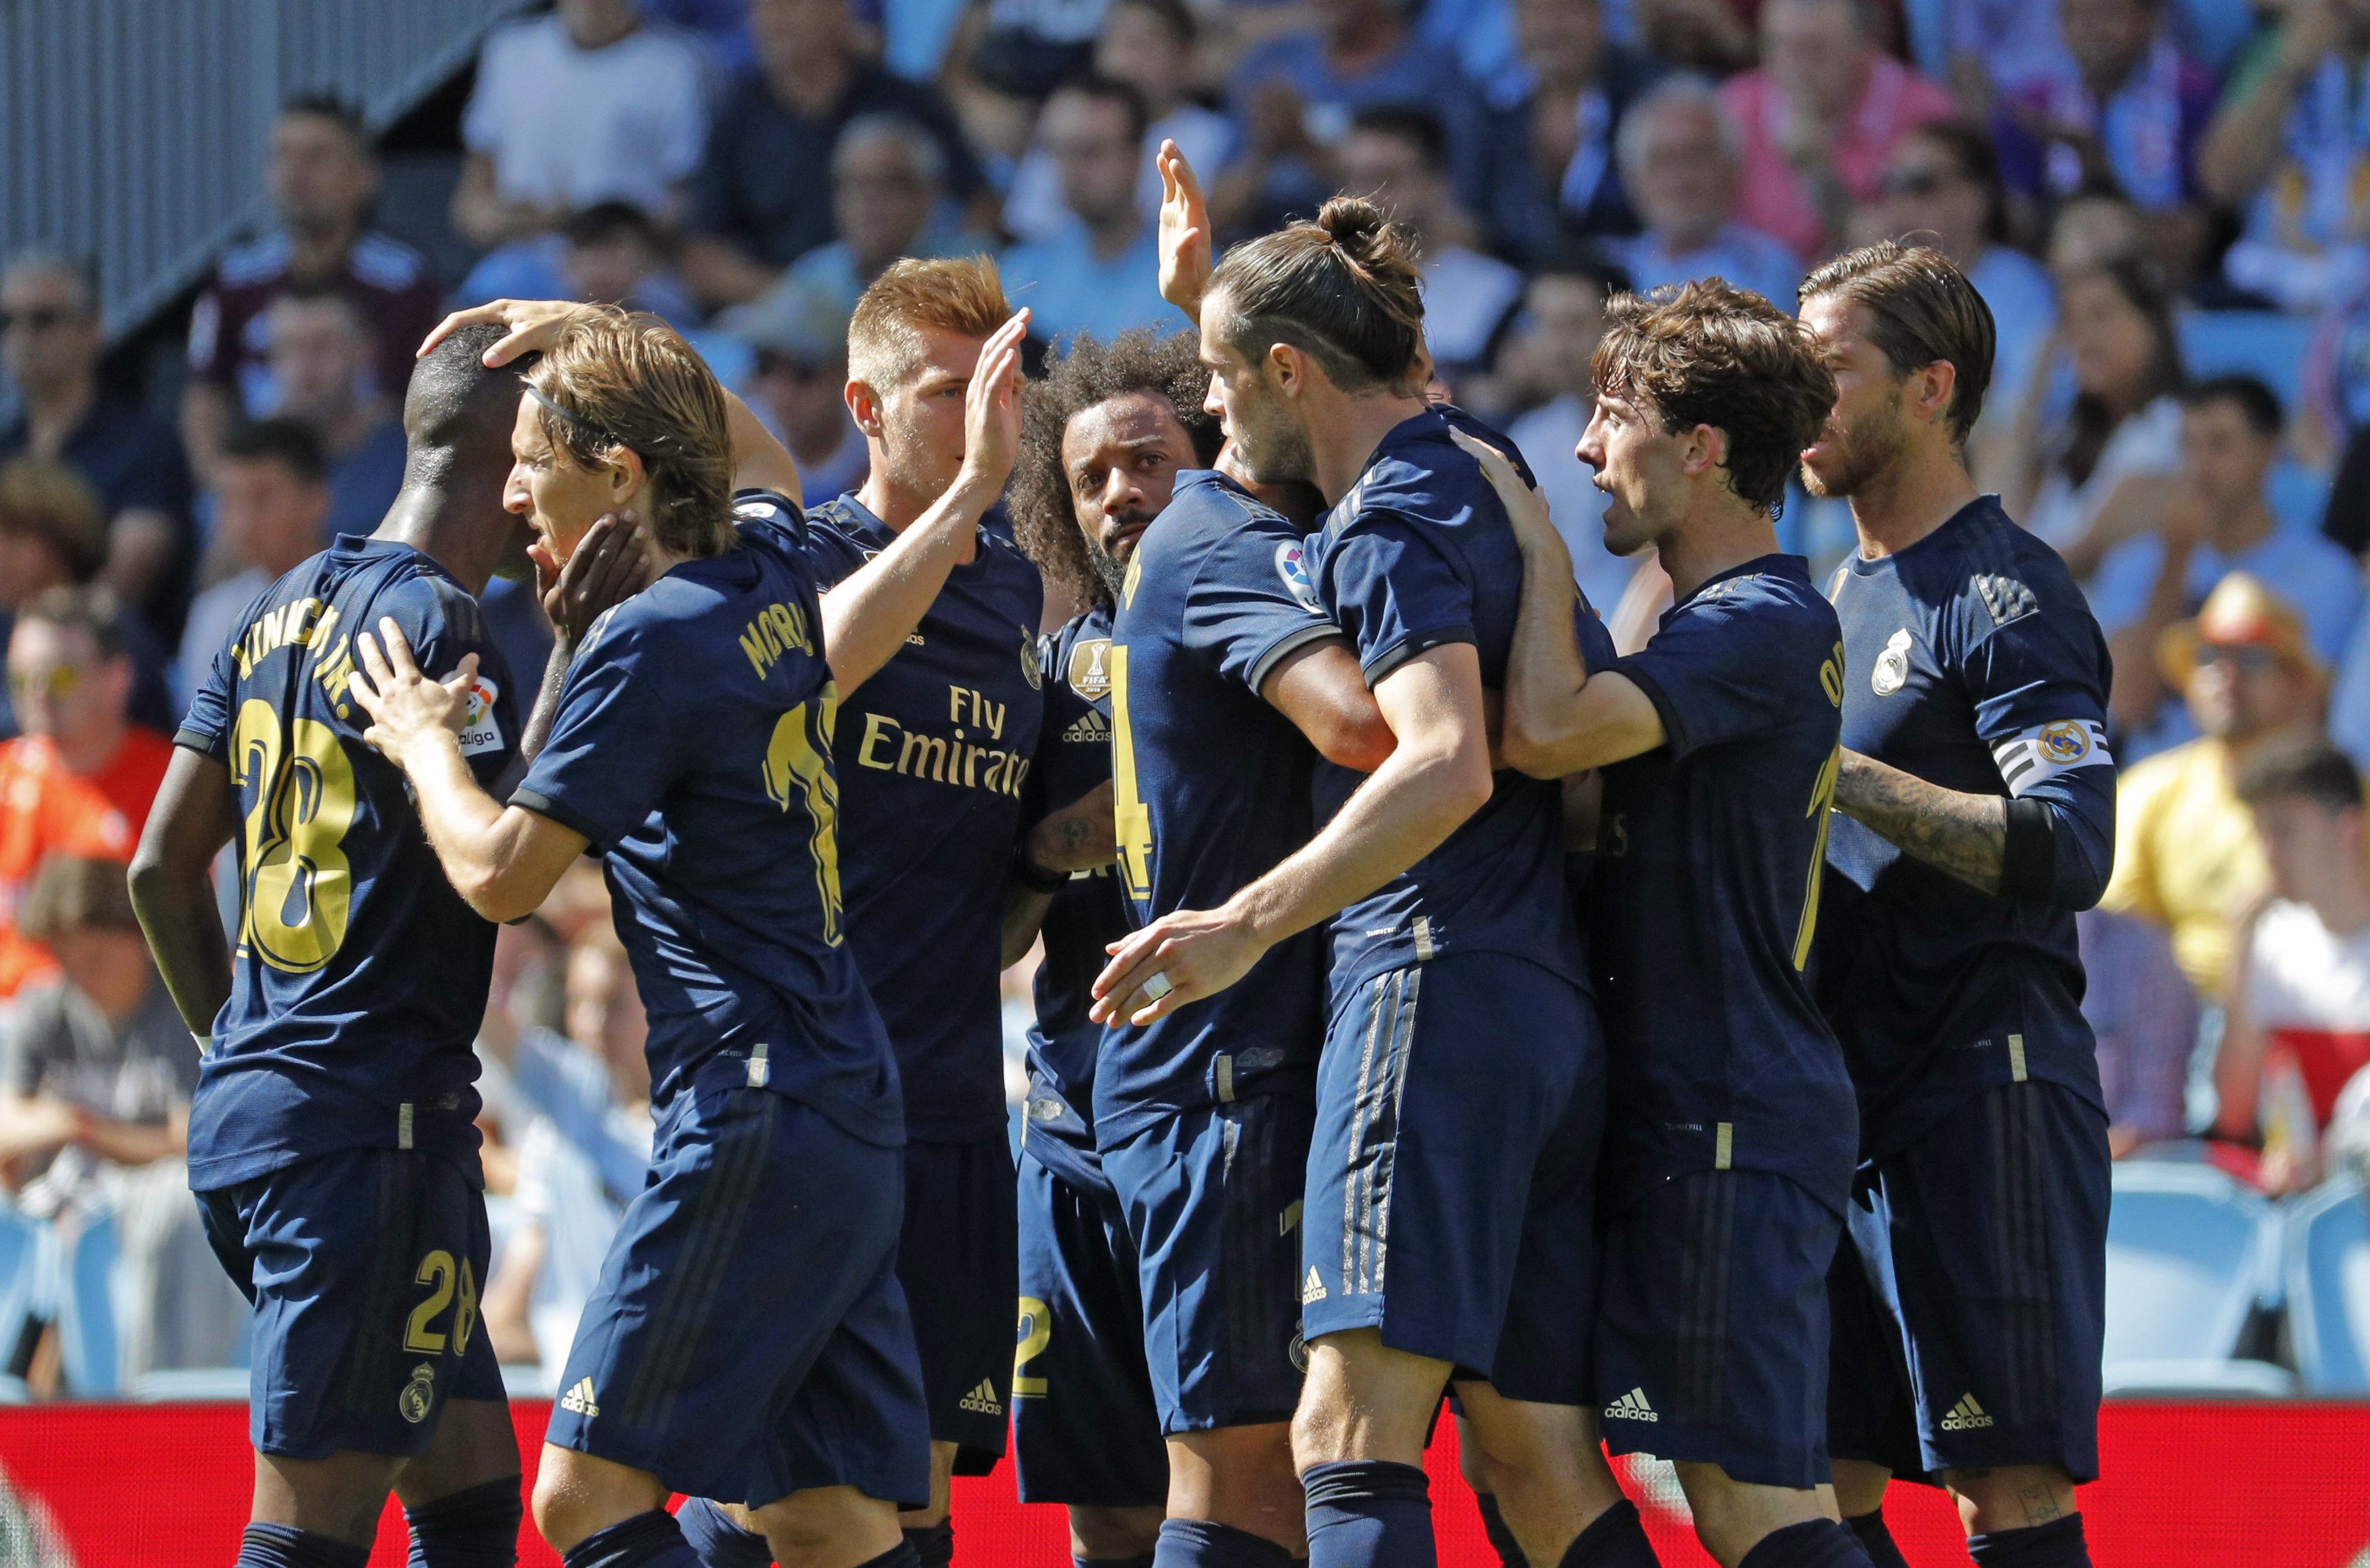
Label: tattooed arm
xmin=1833 ymin=749 xmax=2006 ymax=896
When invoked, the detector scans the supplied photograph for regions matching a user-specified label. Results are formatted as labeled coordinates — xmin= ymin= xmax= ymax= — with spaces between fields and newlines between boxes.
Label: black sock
xmin=406 ymin=1475 xmax=523 ymax=1567
xmin=857 ymin=1543 xmax=921 ymax=1568
xmin=1967 ymin=1514 xmax=2088 ymax=1567
xmin=1735 ymin=1518 xmax=1874 ymax=1568
xmin=1155 ymin=1518 xmax=1298 ymax=1568
xmin=237 ymin=1524 xmax=372 ymax=1568
xmin=1474 ymin=1492 xmax=1528 ymax=1568
xmin=1557 ymin=1499 xmax=1659 ymax=1568
xmin=675 ymin=1498 xmax=773 ymax=1568
xmin=1303 ymin=1459 xmax=1435 ymax=1568
xmin=1077 ymin=1554 xmax=1160 ymax=1568
xmin=559 ymin=1509 xmax=702 ymax=1568
xmin=1843 ymin=1511 xmax=1910 ymax=1568
xmin=904 ymin=1518 xmax=956 ymax=1568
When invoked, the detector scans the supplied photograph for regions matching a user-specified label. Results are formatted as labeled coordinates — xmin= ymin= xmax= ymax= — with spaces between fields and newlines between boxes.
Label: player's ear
xmin=1267 ymin=342 xmax=1302 ymax=398
xmin=1680 ymin=422 xmax=1724 ymax=479
xmin=605 ymin=445 xmax=646 ymax=505
xmin=845 ymin=377 xmax=886 ymax=437
xmin=1915 ymin=358 xmax=1958 ymax=426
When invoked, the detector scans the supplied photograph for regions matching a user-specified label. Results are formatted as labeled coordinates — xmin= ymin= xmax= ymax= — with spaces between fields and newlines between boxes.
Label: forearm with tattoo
xmin=1833 ymin=749 xmax=2006 ymax=897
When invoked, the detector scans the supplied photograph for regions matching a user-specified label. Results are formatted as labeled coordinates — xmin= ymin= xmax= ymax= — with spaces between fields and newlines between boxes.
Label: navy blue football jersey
xmin=1303 ymin=405 xmax=1601 ymax=987
xmin=1592 ymin=556 xmax=1858 ymax=1213
xmin=178 ymin=536 xmax=519 ymax=1191
xmin=1817 ymin=497 xmax=2114 ymax=1153
xmin=1020 ymin=602 xmax=1130 ymax=1182
xmin=801 ymin=493 xmax=1048 ymax=1144
xmin=1098 ymin=470 xmax=1339 ymax=1143
xmin=513 ymin=491 xmax=900 ymax=1146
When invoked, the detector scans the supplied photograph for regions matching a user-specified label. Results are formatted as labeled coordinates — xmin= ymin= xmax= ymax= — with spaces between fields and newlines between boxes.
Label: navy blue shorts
xmin=1302 ymin=953 xmax=1603 ymax=1405
xmin=199 ymin=1147 xmax=506 ymax=1461
xmin=1595 ymin=1170 xmax=1841 ymax=1489
xmin=1827 ymin=1080 xmax=2109 ymax=1484
xmin=546 ymin=1068 xmax=932 ymax=1509
xmin=1105 ymin=1093 xmax=1312 ymax=1434
xmin=1013 ymin=1147 xmax=1167 ymax=1506
xmin=899 ymin=1134 xmax=1019 ymax=1469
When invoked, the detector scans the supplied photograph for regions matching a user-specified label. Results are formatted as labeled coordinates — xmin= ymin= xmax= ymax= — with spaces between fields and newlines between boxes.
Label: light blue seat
xmin=2177 ymin=312 xmax=2317 ymax=415
xmin=2103 ymin=1161 xmax=2286 ymax=1392
xmin=0 ymin=1205 xmax=38 ymax=1378
xmin=128 ymin=1366 xmax=251 ymax=1402
xmin=2284 ymin=1172 xmax=2370 ymax=1393
xmin=57 ymin=1209 xmax=119 ymax=1397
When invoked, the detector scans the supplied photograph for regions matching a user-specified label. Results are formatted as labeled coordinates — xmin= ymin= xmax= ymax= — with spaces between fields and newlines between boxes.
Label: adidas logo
xmin=1602 ymin=1388 xmax=1658 ymax=1423
xmin=1940 ymin=1393 xmax=1994 ymax=1431
xmin=1062 ymin=711 xmax=1111 ymax=742
xmin=560 ymin=1378 xmax=600 ymax=1419
xmin=957 ymin=1379 xmax=1003 ymax=1416
xmin=1302 ymin=1266 xmax=1328 ymax=1304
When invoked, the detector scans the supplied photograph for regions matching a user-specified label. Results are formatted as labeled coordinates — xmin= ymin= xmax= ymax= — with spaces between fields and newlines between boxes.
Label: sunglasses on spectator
xmin=8 ymin=664 xmax=83 ymax=701
xmin=0 ymin=307 xmax=77 ymax=333
xmin=2194 ymin=644 xmax=2277 ymax=673
xmin=758 ymin=352 xmax=835 ymax=384
xmin=1878 ymin=166 xmax=1956 ymax=198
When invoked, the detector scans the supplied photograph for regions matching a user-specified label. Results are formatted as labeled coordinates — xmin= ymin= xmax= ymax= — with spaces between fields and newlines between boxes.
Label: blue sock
xmin=560 ymin=1509 xmax=702 ymax=1568
xmin=1843 ymin=1512 xmax=1910 ymax=1568
xmin=237 ymin=1523 xmax=372 ymax=1568
xmin=1736 ymin=1518 xmax=1874 ymax=1568
xmin=1302 ymin=1460 xmax=1435 ymax=1568
xmin=1967 ymin=1514 xmax=2088 ymax=1567
xmin=1077 ymin=1554 xmax=1159 ymax=1568
xmin=1474 ymin=1492 xmax=1528 ymax=1568
xmin=406 ymin=1476 xmax=523 ymax=1567
xmin=905 ymin=1519 xmax=955 ymax=1568
xmin=1557 ymin=1499 xmax=1659 ymax=1568
xmin=675 ymin=1498 xmax=774 ymax=1567
xmin=1155 ymin=1518 xmax=1298 ymax=1568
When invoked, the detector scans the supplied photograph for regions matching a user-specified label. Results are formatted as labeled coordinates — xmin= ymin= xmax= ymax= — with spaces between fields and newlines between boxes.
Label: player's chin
xmin=1106 ymin=524 xmax=1148 ymax=563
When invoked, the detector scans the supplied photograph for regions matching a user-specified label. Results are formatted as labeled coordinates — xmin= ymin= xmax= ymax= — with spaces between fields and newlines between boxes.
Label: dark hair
xmin=1900 ymin=120 xmax=2008 ymax=245
xmin=19 ymin=854 xmax=140 ymax=942
xmin=402 ymin=322 xmax=532 ymax=489
xmin=1800 ymin=240 xmax=1996 ymax=446
xmin=1012 ymin=328 xmax=1220 ymax=610
xmin=2058 ymin=258 xmax=2183 ymax=489
xmin=1531 ymin=243 xmax=1632 ymax=300
xmin=1349 ymin=104 xmax=1450 ymax=172
xmin=1111 ymin=0 xmax=1197 ymax=45
xmin=219 ymin=418 xmax=327 ymax=486
xmin=279 ymin=92 xmax=370 ymax=149
xmin=564 ymin=200 xmax=663 ymax=250
xmin=2182 ymin=373 xmax=2284 ymax=440
xmin=271 ymin=277 xmax=367 ymax=329
xmin=1207 ymin=196 xmax=1425 ymax=394
xmin=2237 ymin=738 xmax=2363 ymax=814
xmin=1591 ymin=279 xmax=1838 ymax=513
xmin=1054 ymin=73 xmax=1150 ymax=144
xmin=0 ymin=459 xmax=108 ymax=581
xmin=16 ymin=584 xmax=126 ymax=662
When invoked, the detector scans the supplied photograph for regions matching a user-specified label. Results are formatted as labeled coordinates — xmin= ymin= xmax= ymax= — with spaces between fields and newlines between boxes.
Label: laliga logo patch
xmin=1020 ymin=628 xmax=1044 ymax=690
xmin=399 ymin=1361 xmax=437 ymax=1424
xmin=1871 ymin=629 xmax=1913 ymax=697
xmin=456 ymin=674 xmax=504 ymax=756
xmin=2038 ymin=720 xmax=2089 ymax=765
xmin=1068 ymin=638 xmax=1113 ymax=701
xmin=1275 ymin=541 xmax=1324 ymax=615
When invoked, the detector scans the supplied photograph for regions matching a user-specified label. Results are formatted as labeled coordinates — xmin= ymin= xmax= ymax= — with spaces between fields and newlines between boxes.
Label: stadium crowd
xmin=1 ymin=0 xmax=2369 ymax=1432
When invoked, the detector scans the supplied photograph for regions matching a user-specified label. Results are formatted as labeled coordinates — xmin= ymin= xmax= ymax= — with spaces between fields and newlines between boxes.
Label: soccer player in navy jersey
xmin=126 ymin=322 xmax=641 ymax=1568
xmin=346 ymin=301 xmax=1017 ymax=1568
xmin=1094 ymin=191 xmax=1622 ymax=1568
xmin=1463 ymin=281 xmax=1874 ymax=1568
xmin=1795 ymin=244 xmax=2115 ymax=1568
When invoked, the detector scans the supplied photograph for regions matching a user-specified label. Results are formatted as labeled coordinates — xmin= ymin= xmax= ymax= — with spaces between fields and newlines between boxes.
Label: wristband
xmin=1012 ymin=846 xmax=1069 ymax=895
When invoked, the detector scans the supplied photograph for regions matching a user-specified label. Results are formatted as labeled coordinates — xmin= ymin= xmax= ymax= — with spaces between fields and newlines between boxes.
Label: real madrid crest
xmin=1068 ymin=638 xmax=1112 ymax=701
xmin=2038 ymin=720 xmax=2089 ymax=765
xmin=399 ymin=1361 xmax=437 ymax=1424
xmin=1871 ymin=628 xmax=1913 ymax=697
xmin=1020 ymin=628 xmax=1043 ymax=690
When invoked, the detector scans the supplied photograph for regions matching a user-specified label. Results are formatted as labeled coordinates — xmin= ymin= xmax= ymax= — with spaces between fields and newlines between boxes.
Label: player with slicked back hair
xmin=1094 ymin=182 xmax=1627 ymax=1568
xmin=1797 ymin=243 xmax=2114 ymax=1568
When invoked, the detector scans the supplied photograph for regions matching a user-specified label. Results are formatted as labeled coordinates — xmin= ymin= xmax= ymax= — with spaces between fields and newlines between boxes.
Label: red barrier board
xmin=2 ymin=1400 xmax=2366 ymax=1566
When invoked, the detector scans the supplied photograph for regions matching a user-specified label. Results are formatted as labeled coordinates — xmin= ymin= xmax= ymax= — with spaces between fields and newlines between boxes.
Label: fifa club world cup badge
xmin=400 ymin=1361 xmax=437 ymax=1424
xmin=1068 ymin=638 xmax=1112 ymax=701
xmin=1871 ymin=628 xmax=1913 ymax=697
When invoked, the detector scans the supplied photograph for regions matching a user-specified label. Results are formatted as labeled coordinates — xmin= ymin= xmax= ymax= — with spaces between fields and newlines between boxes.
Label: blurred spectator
xmin=183 ymin=96 xmax=441 ymax=478
xmin=1500 ymin=257 xmax=1639 ymax=612
xmin=1601 ymin=77 xmax=1802 ymax=306
xmin=0 ymin=253 xmax=196 ymax=647
xmin=1001 ymin=79 xmax=1188 ymax=345
xmin=0 ymin=465 xmax=176 ymax=738
xmin=455 ymin=201 xmax=705 ymax=324
xmin=970 ymin=0 xmax=1111 ymax=98
xmin=1719 ymin=0 xmax=1956 ymax=265
xmin=682 ymin=0 xmax=988 ymax=309
xmin=1218 ymin=0 xmax=1486 ymax=238
xmin=2093 ymin=378 xmax=2362 ymax=745
xmin=1867 ymin=122 xmax=2058 ymax=463
xmin=1480 ymin=0 xmax=1670 ymax=264
xmin=2205 ymin=0 xmax=2370 ymax=311
xmin=2011 ymin=259 xmax=2185 ymax=577
xmin=777 ymin=114 xmax=981 ymax=313
xmin=452 ymin=0 xmax=710 ymax=250
xmin=1337 ymin=107 xmax=1526 ymax=373
xmin=2076 ymin=906 xmax=2198 ymax=1155
xmin=175 ymin=421 xmax=329 ymax=705
xmin=2218 ymin=740 xmax=2370 ymax=1191
xmin=2105 ymin=572 xmax=2332 ymax=997
xmin=737 ymin=284 xmax=868 ymax=507
xmin=1946 ymin=0 xmax=2078 ymax=104
xmin=264 ymin=286 xmax=406 ymax=540
xmin=0 ymin=589 xmax=173 ymax=1001
xmin=2046 ymin=188 xmax=2150 ymax=274
xmin=1003 ymin=0 xmax=1238 ymax=245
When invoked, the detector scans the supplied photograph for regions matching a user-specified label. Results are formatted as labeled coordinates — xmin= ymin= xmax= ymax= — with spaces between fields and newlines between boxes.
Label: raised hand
xmin=348 ymin=620 xmax=478 ymax=766
xmin=417 ymin=299 xmax=599 ymax=366
xmin=1157 ymin=140 xmax=1214 ymax=322
xmin=532 ymin=511 xmax=651 ymax=645
xmin=958 ymin=308 xmax=1032 ymax=497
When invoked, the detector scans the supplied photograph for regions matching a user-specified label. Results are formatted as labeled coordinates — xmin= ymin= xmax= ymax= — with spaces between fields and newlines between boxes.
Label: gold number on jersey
xmin=1793 ymin=742 xmax=1841 ymax=972
xmin=405 ymin=1250 xmax=458 ymax=1353
xmin=1108 ymin=646 xmax=1153 ymax=902
xmin=231 ymin=699 xmax=358 ymax=972
xmin=1013 ymin=1296 xmax=1051 ymax=1396
xmin=762 ymin=684 xmax=846 ymax=945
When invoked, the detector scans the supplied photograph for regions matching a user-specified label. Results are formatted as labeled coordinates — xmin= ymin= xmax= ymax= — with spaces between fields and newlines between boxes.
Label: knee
xmin=527 ymin=1468 xmax=588 ymax=1555
xmin=1290 ymin=1393 xmax=1346 ymax=1471
xmin=1944 ymin=1464 xmax=2076 ymax=1534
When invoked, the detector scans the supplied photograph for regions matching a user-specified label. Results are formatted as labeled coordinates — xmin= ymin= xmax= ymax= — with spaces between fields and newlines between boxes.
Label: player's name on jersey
xmin=233 ymin=596 xmax=344 ymax=680
xmin=737 ymin=598 xmax=818 ymax=681
xmin=851 ymin=681 xmax=1033 ymax=799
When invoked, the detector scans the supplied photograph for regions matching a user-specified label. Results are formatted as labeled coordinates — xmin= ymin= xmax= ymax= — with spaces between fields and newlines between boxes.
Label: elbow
xmin=1500 ymin=711 xmax=1574 ymax=781
xmin=1432 ymin=744 xmax=1496 ymax=827
xmin=457 ymin=870 xmax=542 ymax=927
xmin=1317 ymin=713 xmax=1398 ymax=775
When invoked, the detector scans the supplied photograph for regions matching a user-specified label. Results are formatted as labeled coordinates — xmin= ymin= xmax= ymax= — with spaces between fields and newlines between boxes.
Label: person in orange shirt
xmin=0 ymin=584 xmax=174 ymax=996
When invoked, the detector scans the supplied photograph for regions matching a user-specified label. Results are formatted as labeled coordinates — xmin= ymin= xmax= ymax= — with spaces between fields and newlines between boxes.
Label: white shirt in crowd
xmin=2022 ymin=393 xmax=2183 ymax=558
xmin=2246 ymin=899 xmax=2370 ymax=1131
xmin=1421 ymin=247 xmax=1527 ymax=372
xmin=463 ymin=14 xmax=711 ymax=216
xmin=1507 ymin=391 xmax=1637 ymax=618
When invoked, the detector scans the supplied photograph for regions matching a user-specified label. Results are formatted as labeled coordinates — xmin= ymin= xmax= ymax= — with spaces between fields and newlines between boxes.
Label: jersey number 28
xmin=231 ymin=698 xmax=357 ymax=972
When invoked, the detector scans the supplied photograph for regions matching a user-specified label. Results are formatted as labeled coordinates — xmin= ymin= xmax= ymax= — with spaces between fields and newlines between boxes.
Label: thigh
xmin=1823 ymin=1181 xmax=1923 ymax=1477
xmin=894 ymin=1135 xmax=1020 ymax=1471
xmin=767 ymin=1238 xmax=935 ymax=1514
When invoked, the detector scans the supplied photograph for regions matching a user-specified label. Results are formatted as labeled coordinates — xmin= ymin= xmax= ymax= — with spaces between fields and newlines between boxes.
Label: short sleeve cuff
xmin=1244 ymin=621 xmax=1343 ymax=694
xmin=1361 ymin=622 xmax=1477 ymax=686
xmin=508 ymin=786 xmax=617 ymax=854
xmin=172 ymin=726 xmax=224 ymax=759
xmin=1606 ymin=655 xmax=1691 ymax=759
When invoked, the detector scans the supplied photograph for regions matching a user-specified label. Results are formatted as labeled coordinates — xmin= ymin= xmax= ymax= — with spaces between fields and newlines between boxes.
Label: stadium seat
xmin=2177 ymin=312 xmax=2317 ymax=417
xmin=0 ymin=1207 xmax=38 ymax=1379
xmin=2104 ymin=1161 xmax=2285 ymax=1392
xmin=127 ymin=1366 xmax=252 ymax=1402
xmin=57 ymin=1211 xmax=120 ymax=1397
xmin=2283 ymin=1172 xmax=2370 ymax=1394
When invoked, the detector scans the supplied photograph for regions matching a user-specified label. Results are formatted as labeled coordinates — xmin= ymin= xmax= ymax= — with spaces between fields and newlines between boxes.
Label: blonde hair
xmin=847 ymin=257 xmax=1012 ymax=391
xmin=525 ymin=306 xmax=737 ymax=557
